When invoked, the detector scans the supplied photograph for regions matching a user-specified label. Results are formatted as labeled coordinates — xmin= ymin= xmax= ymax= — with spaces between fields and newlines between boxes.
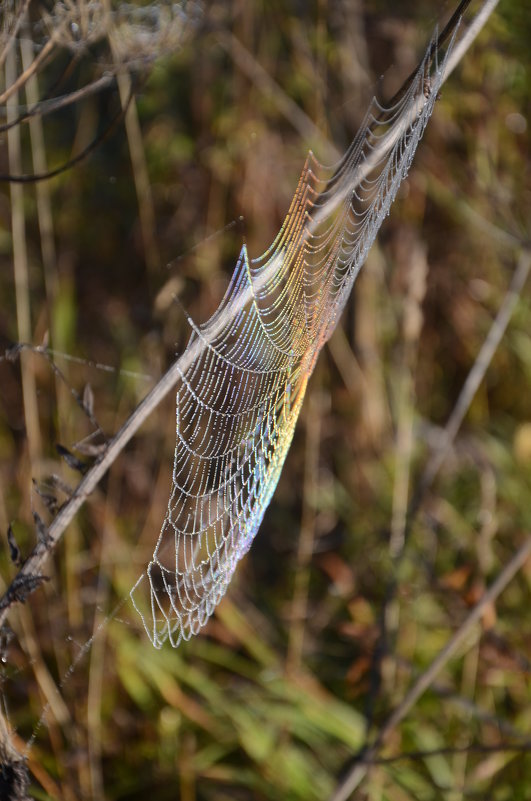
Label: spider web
xmin=131 ymin=28 xmax=455 ymax=648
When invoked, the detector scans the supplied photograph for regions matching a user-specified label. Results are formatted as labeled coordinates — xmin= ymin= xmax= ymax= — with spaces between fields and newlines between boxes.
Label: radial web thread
xmin=131 ymin=29 xmax=455 ymax=647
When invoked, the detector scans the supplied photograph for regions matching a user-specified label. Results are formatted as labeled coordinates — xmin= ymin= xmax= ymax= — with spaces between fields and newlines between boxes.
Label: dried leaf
xmin=0 ymin=573 xmax=49 ymax=611
xmin=6 ymin=524 xmax=21 ymax=566
xmin=32 ymin=512 xmax=51 ymax=548
xmin=56 ymin=443 xmax=88 ymax=474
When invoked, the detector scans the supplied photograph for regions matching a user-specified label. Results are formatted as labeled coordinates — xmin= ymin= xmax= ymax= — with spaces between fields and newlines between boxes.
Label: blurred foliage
xmin=0 ymin=1 xmax=530 ymax=799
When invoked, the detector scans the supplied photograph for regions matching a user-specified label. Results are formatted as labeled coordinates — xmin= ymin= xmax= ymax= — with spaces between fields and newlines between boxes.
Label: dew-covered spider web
xmin=131 ymin=28 xmax=455 ymax=648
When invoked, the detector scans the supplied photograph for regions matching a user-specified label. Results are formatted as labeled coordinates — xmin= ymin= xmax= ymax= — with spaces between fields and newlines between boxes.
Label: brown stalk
xmin=6 ymin=44 xmax=42 ymax=466
xmin=0 ymin=73 xmax=116 ymax=135
xmin=113 ymin=65 xmax=160 ymax=273
xmin=412 ymin=248 xmax=531 ymax=514
xmin=0 ymin=0 xmax=31 ymax=71
xmin=287 ymin=380 xmax=324 ymax=673
xmin=0 ymin=33 xmax=57 ymax=106
xmin=389 ymin=236 xmax=428 ymax=558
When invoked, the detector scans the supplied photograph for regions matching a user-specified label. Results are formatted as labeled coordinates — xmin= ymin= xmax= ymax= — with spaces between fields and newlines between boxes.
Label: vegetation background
xmin=0 ymin=0 xmax=530 ymax=799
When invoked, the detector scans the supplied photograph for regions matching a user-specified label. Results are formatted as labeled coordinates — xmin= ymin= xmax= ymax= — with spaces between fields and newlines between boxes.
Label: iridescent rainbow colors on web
xmin=131 ymin=28 xmax=454 ymax=648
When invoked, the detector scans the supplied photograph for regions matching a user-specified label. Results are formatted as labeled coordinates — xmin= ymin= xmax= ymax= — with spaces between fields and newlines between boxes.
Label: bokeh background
xmin=0 ymin=1 xmax=530 ymax=798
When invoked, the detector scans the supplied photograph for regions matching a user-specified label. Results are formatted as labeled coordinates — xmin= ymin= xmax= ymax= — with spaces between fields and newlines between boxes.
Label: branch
xmin=0 ymin=76 xmax=137 ymax=183
xmin=329 ymin=535 xmax=531 ymax=801
xmin=412 ymin=248 xmax=531 ymax=508
xmin=0 ymin=73 xmax=115 ymax=135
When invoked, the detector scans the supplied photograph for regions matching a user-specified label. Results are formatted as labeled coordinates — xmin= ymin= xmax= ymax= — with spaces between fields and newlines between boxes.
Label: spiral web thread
xmin=131 ymin=28 xmax=454 ymax=648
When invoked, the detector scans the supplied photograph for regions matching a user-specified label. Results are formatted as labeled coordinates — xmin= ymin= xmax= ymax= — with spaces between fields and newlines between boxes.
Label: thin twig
xmin=425 ymin=168 xmax=524 ymax=252
xmin=412 ymin=248 xmax=531 ymax=513
xmin=0 ymin=73 xmax=116 ymax=134
xmin=216 ymin=30 xmax=339 ymax=163
xmin=389 ymin=236 xmax=428 ymax=558
xmin=0 ymin=32 xmax=58 ymax=106
xmin=370 ymin=740 xmax=531 ymax=765
xmin=287 ymin=381 xmax=324 ymax=673
xmin=440 ymin=0 xmax=500 ymax=82
xmin=112 ymin=60 xmax=160 ymax=273
xmin=329 ymin=535 xmax=531 ymax=801
xmin=0 ymin=0 xmax=31 ymax=71
xmin=0 ymin=77 xmax=138 ymax=183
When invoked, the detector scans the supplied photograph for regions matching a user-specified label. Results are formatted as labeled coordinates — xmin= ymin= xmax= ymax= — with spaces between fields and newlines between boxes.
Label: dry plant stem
xmin=20 ymin=34 xmax=83 ymax=627
xmin=86 ymin=440 xmax=126 ymax=799
xmin=348 ymin=247 xmax=391 ymax=447
xmin=0 ymin=74 xmax=116 ymax=135
xmin=13 ymin=607 xmax=71 ymax=726
xmin=10 ymin=731 xmax=61 ymax=800
xmin=391 ymin=653 xmax=523 ymax=740
xmin=415 ymin=248 xmax=531 ymax=505
xmin=87 ymin=590 xmax=107 ymax=800
xmin=1 ymin=79 xmax=137 ymax=183
xmin=426 ymin=170 xmax=522 ymax=252
xmin=389 ymin=361 xmax=416 ymax=558
xmin=329 ymin=535 xmax=531 ymax=801
xmin=0 ymin=0 xmax=500 ymax=626
xmin=20 ymin=35 xmax=58 ymax=308
xmin=389 ymin=240 xmax=427 ymax=558
xmin=0 ymin=707 xmax=32 ymax=800
xmin=20 ymin=22 xmax=68 ymax=458
xmin=0 ymin=0 xmax=31 ymax=72
xmin=375 ymin=742 xmax=531 ymax=765
xmin=287 ymin=382 xmax=323 ymax=672
xmin=452 ymin=643 xmax=480 ymax=799
xmin=385 ymin=240 xmax=428 ymax=698
xmin=327 ymin=323 xmax=391 ymax=448
xmin=217 ymin=31 xmax=340 ymax=163
xmin=113 ymin=66 xmax=160 ymax=273
xmin=6 ymin=45 xmax=42 ymax=465
xmin=0 ymin=32 xmax=58 ymax=106
xmin=326 ymin=326 xmax=366 ymax=396
xmin=441 ymin=0 xmax=499 ymax=82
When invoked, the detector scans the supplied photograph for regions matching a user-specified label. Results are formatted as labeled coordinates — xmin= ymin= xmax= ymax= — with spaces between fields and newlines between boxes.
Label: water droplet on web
xmin=130 ymin=26 xmax=456 ymax=649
